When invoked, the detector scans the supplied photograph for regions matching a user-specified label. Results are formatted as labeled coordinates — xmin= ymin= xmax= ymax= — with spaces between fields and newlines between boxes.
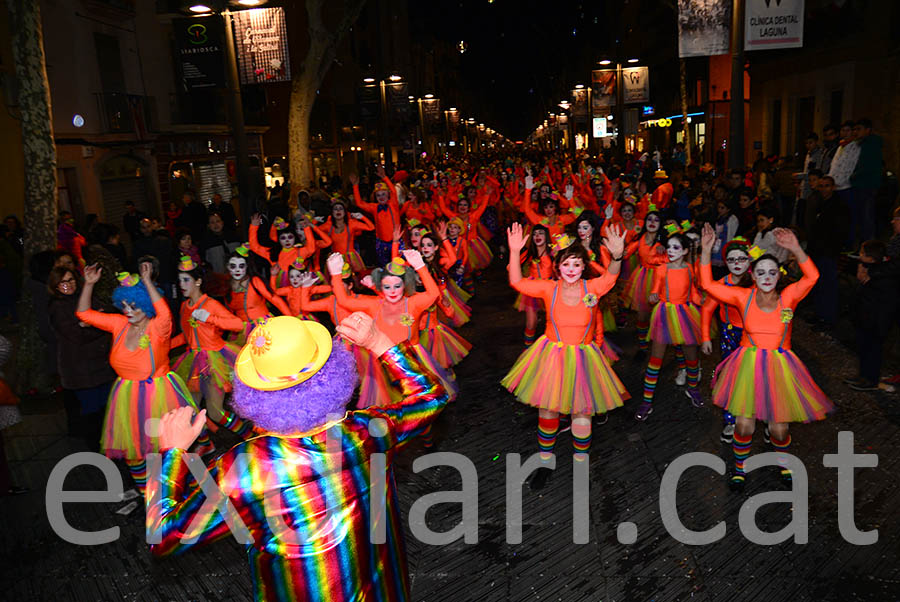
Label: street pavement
xmin=2 ymin=264 xmax=898 ymax=601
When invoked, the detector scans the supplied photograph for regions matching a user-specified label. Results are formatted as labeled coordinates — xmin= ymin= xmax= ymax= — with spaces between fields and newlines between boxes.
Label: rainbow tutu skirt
xmin=101 ymin=373 xmax=198 ymax=459
xmin=172 ymin=343 xmax=240 ymax=398
xmin=439 ymin=287 xmax=472 ymax=328
xmin=420 ymin=323 xmax=472 ymax=369
xmin=711 ymin=346 xmax=834 ymax=423
xmin=513 ymin=292 xmax=544 ymax=313
xmin=354 ymin=343 xmax=459 ymax=408
xmin=466 ymin=237 xmax=493 ymax=271
xmin=649 ymin=302 xmax=701 ymax=345
xmin=501 ymin=335 xmax=630 ymax=415
xmin=623 ymin=265 xmax=656 ymax=313
xmin=345 ymin=250 xmax=365 ymax=273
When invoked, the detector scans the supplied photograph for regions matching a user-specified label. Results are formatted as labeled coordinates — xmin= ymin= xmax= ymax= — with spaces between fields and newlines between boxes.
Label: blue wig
xmin=111 ymin=284 xmax=163 ymax=318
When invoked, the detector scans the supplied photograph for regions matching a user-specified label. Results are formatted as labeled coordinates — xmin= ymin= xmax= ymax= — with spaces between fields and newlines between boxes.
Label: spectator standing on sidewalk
xmin=806 ymin=176 xmax=850 ymax=331
xmin=827 ymin=121 xmax=860 ymax=247
xmin=849 ymin=118 xmax=883 ymax=245
xmin=821 ymin=124 xmax=840 ymax=175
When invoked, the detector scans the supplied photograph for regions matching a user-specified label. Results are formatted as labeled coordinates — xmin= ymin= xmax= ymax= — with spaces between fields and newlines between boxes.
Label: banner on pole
xmin=745 ymin=0 xmax=804 ymax=51
xmin=622 ymin=66 xmax=650 ymax=104
xmin=233 ymin=7 xmax=291 ymax=84
xmin=677 ymin=0 xmax=732 ymax=57
xmin=174 ymin=16 xmax=226 ymax=90
xmin=591 ymin=70 xmax=616 ymax=112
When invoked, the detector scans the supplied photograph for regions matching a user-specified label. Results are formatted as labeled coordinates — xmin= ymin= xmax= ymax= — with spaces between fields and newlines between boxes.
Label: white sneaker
xmin=675 ymin=368 xmax=687 ymax=386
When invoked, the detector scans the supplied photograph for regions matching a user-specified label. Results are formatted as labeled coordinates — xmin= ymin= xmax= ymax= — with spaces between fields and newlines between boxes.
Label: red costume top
xmin=650 ymin=182 xmax=674 ymax=209
xmin=248 ymin=224 xmax=316 ymax=274
xmin=331 ymin=266 xmax=440 ymax=344
xmin=699 ymin=259 xmax=819 ymax=351
xmin=520 ymin=188 xmax=576 ymax=238
xmin=701 ymin=274 xmax=745 ymax=343
xmin=511 ymin=273 xmax=618 ymax=345
xmin=651 ymin=264 xmax=702 ymax=305
xmin=276 ymin=284 xmax=330 ymax=317
xmin=402 ymin=201 xmax=435 ymax=224
xmin=76 ymin=298 xmax=172 ymax=380
xmin=227 ymin=277 xmax=289 ymax=322
xmin=354 ymin=177 xmax=400 ymax=242
xmin=633 ymin=235 xmax=667 ymax=268
xmin=325 ymin=216 xmax=374 ymax=256
xmin=171 ymin=295 xmax=243 ymax=352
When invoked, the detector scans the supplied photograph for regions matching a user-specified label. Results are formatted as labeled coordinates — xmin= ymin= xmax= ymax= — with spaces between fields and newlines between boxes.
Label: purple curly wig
xmin=230 ymin=337 xmax=359 ymax=434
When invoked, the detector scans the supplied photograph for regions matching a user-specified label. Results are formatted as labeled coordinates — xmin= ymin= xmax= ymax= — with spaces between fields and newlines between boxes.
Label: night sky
xmin=413 ymin=0 xmax=677 ymax=141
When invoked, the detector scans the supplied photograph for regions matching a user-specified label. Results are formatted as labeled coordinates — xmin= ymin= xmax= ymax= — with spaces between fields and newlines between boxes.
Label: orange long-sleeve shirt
xmin=76 ymin=298 xmax=172 ymax=381
xmin=511 ymin=273 xmax=618 ymax=345
xmin=171 ymin=295 xmax=243 ymax=352
xmin=248 ymin=224 xmax=316 ymax=274
xmin=699 ymin=258 xmax=819 ymax=351
xmin=354 ymin=177 xmax=400 ymax=241
xmin=521 ymin=188 xmax=576 ymax=238
xmin=402 ymin=201 xmax=436 ymax=225
xmin=330 ymin=265 xmax=440 ymax=344
xmin=227 ymin=276 xmax=289 ymax=322
xmin=325 ymin=216 xmax=373 ymax=256
xmin=651 ymin=264 xmax=702 ymax=305
xmin=700 ymin=274 xmax=745 ymax=343
xmin=650 ymin=182 xmax=674 ymax=209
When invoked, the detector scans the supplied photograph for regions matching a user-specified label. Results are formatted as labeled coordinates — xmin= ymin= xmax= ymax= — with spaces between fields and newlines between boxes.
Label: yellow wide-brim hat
xmin=235 ymin=316 xmax=332 ymax=391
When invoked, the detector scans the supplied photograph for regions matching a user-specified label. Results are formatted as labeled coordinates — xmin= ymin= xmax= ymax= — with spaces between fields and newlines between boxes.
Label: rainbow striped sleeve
xmin=364 ymin=342 xmax=450 ymax=445
xmin=146 ymin=448 xmax=235 ymax=556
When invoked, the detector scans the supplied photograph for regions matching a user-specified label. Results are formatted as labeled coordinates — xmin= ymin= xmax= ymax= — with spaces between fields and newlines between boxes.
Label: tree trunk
xmin=680 ymin=58 xmax=692 ymax=166
xmin=7 ymin=0 xmax=58 ymax=391
xmin=287 ymin=0 xmax=367 ymax=206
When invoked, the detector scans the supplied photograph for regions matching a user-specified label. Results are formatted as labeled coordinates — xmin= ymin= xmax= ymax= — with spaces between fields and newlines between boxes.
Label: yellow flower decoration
xmin=138 ymin=334 xmax=151 ymax=350
xmin=188 ymin=317 xmax=199 ymax=328
xmin=780 ymin=308 xmax=794 ymax=324
xmin=250 ymin=329 xmax=272 ymax=356
xmin=582 ymin=293 xmax=598 ymax=307
xmin=399 ymin=313 xmax=415 ymax=326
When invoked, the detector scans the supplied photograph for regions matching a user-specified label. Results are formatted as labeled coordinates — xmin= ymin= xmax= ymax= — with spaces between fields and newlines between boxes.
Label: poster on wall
xmin=233 ymin=7 xmax=291 ymax=84
xmin=174 ymin=16 xmax=226 ymax=90
xmin=677 ymin=0 xmax=732 ymax=57
xmin=745 ymin=0 xmax=804 ymax=51
xmin=622 ymin=66 xmax=650 ymax=104
xmin=591 ymin=70 xmax=616 ymax=112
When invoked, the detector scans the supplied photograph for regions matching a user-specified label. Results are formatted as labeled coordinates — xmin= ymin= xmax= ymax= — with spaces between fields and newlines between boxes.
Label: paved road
xmin=2 ymin=265 xmax=898 ymax=601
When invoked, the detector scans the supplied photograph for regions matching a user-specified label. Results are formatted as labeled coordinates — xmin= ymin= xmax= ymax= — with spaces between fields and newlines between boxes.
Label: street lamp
xmin=363 ymin=74 xmax=404 ymax=170
xmin=597 ymin=55 xmax=640 ymax=153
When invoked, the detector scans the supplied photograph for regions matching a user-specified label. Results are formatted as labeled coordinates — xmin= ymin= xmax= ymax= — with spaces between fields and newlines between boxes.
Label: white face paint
xmin=725 ymin=249 xmax=750 ymax=276
xmin=332 ymin=204 xmax=346 ymax=221
xmin=667 ymin=238 xmax=688 ymax=263
xmin=410 ymin=228 xmax=424 ymax=249
xmin=279 ymin=232 xmax=296 ymax=249
xmin=381 ymin=275 xmax=405 ymax=303
xmin=420 ymin=237 xmax=436 ymax=258
xmin=645 ymin=214 xmax=660 ymax=232
xmin=577 ymin=220 xmax=593 ymax=241
xmin=752 ymin=258 xmax=780 ymax=292
xmin=178 ymin=273 xmax=199 ymax=296
xmin=289 ymin=269 xmax=303 ymax=288
xmin=558 ymin=256 xmax=584 ymax=284
xmin=228 ymin=258 xmax=247 ymax=281
xmin=121 ymin=301 xmax=146 ymax=324
xmin=532 ymin=229 xmax=547 ymax=247
xmin=448 ymin=224 xmax=461 ymax=238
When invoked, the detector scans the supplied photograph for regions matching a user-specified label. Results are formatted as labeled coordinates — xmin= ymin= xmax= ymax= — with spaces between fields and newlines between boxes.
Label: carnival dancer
xmin=622 ymin=209 xmax=667 ymax=359
xmin=634 ymin=230 xmax=704 ymax=421
xmin=699 ymin=224 xmax=833 ymax=490
xmin=352 ymin=168 xmax=400 ymax=267
xmin=419 ymin=225 xmax=471 ymax=328
xmin=437 ymin=183 xmax=494 ymax=273
xmin=326 ymin=250 xmax=459 ymax=407
xmin=170 ymin=256 xmax=252 ymax=437
xmin=514 ymin=224 xmax=552 ymax=346
xmin=247 ymin=213 xmax=316 ymax=288
xmin=147 ymin=313 xmax=451 ymax=602
xmin=502 ymin=223 xmax=629 ymax=490
xmin=274 ymin=258 xmax=326 ymax=321
xmin=520 ymin=181 xmax=577 ymax=238
xmin=700 ymin=237 xmax=751 ymax=443
xmin=75 ymin=263 xmax=211 ymax=494
xmin=224 ymin=246 xmax=289 ymax=344
xmin=445 ymin=217 xmax=471 ymax=291
xmin=401 ymin=185 xmax=436 ymax=224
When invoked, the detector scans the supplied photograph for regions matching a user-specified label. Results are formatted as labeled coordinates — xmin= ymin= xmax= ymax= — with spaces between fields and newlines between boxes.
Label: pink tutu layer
xmin=649 ymin=302 xmax=701 ymax=346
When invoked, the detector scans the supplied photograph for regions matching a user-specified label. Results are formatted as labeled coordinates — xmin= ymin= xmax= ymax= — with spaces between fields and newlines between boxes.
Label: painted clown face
xmin=457 ymin=199 xmax=470 ymax=214
xmin=332 ymin=203 xmax=346 ymax=221
xmin=543 ymin=201 xmax=558 ymax=217
xmin=532 ymin=228 xmax=547 ymax=247
xmin=381 ymin=274 xmax=405 ymax=303
xmin=228 ymin=257 xmax=248 ymax=281
xmin=120 ymin=301 xmax=147 ymax=324
xmin=279 ymin=231 xmax=296 ymax=249
xmin=410 ymin=227 xmax=425 ymax=249
xmin=420 ymin=237 xmax=437 ymax=259
xmin=725 ymin=249 xmax=750 ymax=276
xmin=667 ymin=238 xmax=689 ymax=263
xmin=577 ymin=220 xmax=593 ymax=241
xmin=178 ymin=273 xmax=200 ymax=297
xmin=645 ymin=214 xmax=660 ymax=233
xmin=558 ymin=256 xmax=584 ymax=284
xmin=289 ymin=268 xmax=304 ymax=288
xmin=752 ymin=258 xmax=780 ymax=293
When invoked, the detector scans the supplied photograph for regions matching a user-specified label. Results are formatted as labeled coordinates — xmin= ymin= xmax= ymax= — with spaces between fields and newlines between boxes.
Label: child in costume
xmin=502 ymin=223 xmax=629 ymax=490
xmin=699 ymin=224 xmax=833 ymax=490
xmin=352 ymin=168 xmax=401 ymax=267
xmin=326 ymin=250 xmax=458 ymax=408
xmin=247 ymin=213 xmax=317 ymax=288
xmin=224 ymin=246 xmax=289 ymax=343
xmin=323 ymin=199 xmax=374 ymax=272
xmin=75 ymin=263 xmax=211 ymax=494
xmin=635 ymin=230 xmax=704 ymax=421
xmin=622 ymin=209 xmax=667 ymax=358
xmin=274 ymin=258 xmax=326 ymax=322
xmin=700 ymin=237 xmax=751 ymax=443
xmin=170 ymin=256 xmax=251 ymax=438
xmin=436 ymin=183 xmax=494 ymax=273
xmin=147 ymin=313 xmax=451 ymax=602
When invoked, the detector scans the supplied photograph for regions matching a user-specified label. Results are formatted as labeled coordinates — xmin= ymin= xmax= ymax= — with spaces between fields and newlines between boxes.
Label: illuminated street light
xmin=189 ymin=4 xmax=212 ymax=12
xmin=389 ymin=74 xmax=402 ymax=81
xmin=424 ymin=93 xmax=434 ymax=99
xmin=627 ymin=58 xmax=640 ymax=63
xmin=598 ymin=59 xmax=612 ymax=65
xmin=575 ymin=84 xmax=584 ymax=89
xmin=363 ymin=77 xmax=375 ymax=83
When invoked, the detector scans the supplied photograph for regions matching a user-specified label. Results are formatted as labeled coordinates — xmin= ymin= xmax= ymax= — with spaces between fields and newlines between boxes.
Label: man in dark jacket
xmin=209 ymin=193 xmax=237 ymax=237
xmin=177 ymin=192 xmax=208 ymax=243
xmin=845 ymin=240 xmax=900 ymax=391
xmin=849 ymin=118 xmax=884 ymax=244
xmin=807 ymin=176 xmax=851 ymax=330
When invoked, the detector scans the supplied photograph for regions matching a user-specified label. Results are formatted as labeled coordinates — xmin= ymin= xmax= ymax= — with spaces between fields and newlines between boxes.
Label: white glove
xmin=314 ymin=216 xmax=326 ymax=223
xmin=605 ymin=204 xmax=614 ymax=220
xmin=350 ymin=212 xmax=363 ymax=220
xmin=191 ymin=309 xmax=210 ymax=323
xmin=565 ymin=184 xmax=574 ymax=200
xmin=525 ymin=175 xmax=534 ymax=190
